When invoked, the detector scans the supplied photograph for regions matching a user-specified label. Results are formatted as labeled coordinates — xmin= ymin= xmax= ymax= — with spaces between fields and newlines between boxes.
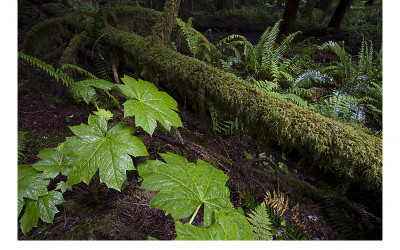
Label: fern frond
xmin=18 ymin=131 xmax=29 ymax=162
xmin=312 ymin=92 xmax=364 ymax=124
xmin=282 ymin=93 xmax=309 ymax=109
xmin=286 ymin=87 xmax=313 ymax=99
xmin=247 ymin=202 xmax=274 ymax=240
xmin=293 ymin=70 xmax=331 ymax=88
xmin=90 ymin=9 xmax=113 ymax=81
xmin=60 ymin=64 xmax=98 ymax=79
xmin=317 ymin=41 xmax=350 ymax=63
xmin=216 ymin=34 xmax=247 ymax=48
xmin=252 ymin=79 xmax=279 ymax=92
xmin=18 ymin=52 xmax=73 ymax=87
xmin=273 ymin=31 xmax=301 ymax=63
xmin=176 ymin=17 xmax=199 ymax=56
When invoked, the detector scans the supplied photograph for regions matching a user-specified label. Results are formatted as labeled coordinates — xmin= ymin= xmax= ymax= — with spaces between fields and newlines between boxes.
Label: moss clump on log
xmin=23 ymin=12 xmax=92 ymax=56
xmin=59 ymin=31 xmax=89 ymax=65
xmin=103 ymin=6 xmax=162 ymax=36
xmin=101 ymin=26 xmax=381 ymax=192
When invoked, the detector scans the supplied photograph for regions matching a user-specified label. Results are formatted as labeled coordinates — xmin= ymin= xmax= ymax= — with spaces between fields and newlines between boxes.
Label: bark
xmin=328 ymin=0 xmax=353 ymax=30
xmin=301 ymin=0 xmax=318 ymax=24
xmin=281 ymin=0 xmax=301 ymax=35
xmin=215 ymin=0 xmax=236 ymax=11
xmin=319 ymin=0 xmax=335 ymax=23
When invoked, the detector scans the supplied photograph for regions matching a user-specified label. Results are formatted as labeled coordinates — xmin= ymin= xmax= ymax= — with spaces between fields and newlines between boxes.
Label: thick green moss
xmin=42 ymin=3 xmax=69 ymax=17
xmin=59 ymin=31 xmax=88 ymax=65
xmin=23 ymin=12 xmax=92 ymax=56
xmin=103 ymin=6 xmax=162 ymax=36
xmin=152 ymin=0 xmax=181 ymax=44
xmin=101 ymin=26 xmax=382 ymax=192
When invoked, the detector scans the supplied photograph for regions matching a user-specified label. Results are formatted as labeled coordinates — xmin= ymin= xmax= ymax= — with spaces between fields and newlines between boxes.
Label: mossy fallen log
xmin=23 ymin=12 xmax=93 ymax=56
xmin=101 ymin=26 xmax=382 ymax=192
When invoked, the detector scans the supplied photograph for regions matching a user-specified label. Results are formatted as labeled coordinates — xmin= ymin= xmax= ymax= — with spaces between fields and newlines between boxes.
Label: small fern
xmin=247 ymin=202 xmax=274 ymax=240
xmin=176 ymin=17 xmax=199 ymax=57
xmin=247 ymin=191 xmax=310 ymax=240
xmin=209 ymin=102 xmax=241 ymax=134
xmin=18 ymin=131 xmax=30 ymax=163
xmin=90 ymin=9 xmax=113 ymax=82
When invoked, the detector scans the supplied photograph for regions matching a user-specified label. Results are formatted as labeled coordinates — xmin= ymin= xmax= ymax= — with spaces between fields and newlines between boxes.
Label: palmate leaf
xmin=32 ymin=148 xmax=74 ymax=179
xmin=93 ymin=108 xmax=113 ymax=121
xmin=175 ymin=210 xmax=254 ymax=240
xmin=61 ymin=114 xmax=148 ymax=191
xmin=20 ymin=191 xmax=64 ymax=234
xmin=69 ymin=79 xmax=115 ymax=104
xmin=56 ymin=181 xmax=73 ymax=193
xmin=138 ymin=153 xmax=233 ymax=226
xmin=117 ymin=75 xmax=183 ymax=136
xmin=18 ymin=165 xmax=49 ymax=216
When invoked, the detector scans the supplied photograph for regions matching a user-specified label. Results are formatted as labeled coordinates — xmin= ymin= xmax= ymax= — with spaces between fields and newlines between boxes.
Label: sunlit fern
xmin=310 ymin=90 xmax=365 ymax=125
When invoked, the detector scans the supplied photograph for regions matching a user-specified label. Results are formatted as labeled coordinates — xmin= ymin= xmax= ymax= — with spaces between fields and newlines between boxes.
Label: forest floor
xmin=17 ymin=13 xmax=382 ymax=240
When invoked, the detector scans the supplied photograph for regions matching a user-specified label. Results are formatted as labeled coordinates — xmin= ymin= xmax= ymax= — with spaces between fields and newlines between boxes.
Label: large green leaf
xmin=69 ymin=79 xmax=115 ymax=104
xmin=20 ymin=191 xmax=64 ymax=234
xmin=138 ymin=153 xmax=232 ymax=225
xmin=175 ymin=210 xmax=254 ymax=240
xmin=62 ymin=114 xmax=148 ymax=190
xmin=18 ymin=164 xmax=49 ymax=215
xmin=117 ymin=75 xmax=183 ymax=135
xmin=32 ymin=148 xmax=74 ymax=179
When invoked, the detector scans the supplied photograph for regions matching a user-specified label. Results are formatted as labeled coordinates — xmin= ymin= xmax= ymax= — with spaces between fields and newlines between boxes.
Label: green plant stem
xmin=189 ymin=204 xmax=202 ymax=224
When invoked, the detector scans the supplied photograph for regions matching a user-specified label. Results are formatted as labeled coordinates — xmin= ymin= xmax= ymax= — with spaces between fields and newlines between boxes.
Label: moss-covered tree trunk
xmin=152 ymin=0 xmax=181 ymax=45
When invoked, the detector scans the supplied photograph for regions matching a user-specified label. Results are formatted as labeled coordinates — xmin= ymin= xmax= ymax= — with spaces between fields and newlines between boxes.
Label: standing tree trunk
xmin=319 ymin=0 xmax=335 ymax=23
xmin=328 ymin=0 xmax=353 ymax=30
xmin=281 ymin=0 xmax=301 ymax=35
xmin=215 ymin=0 xmax=236 ymax=11
xmin=301 ymin=0 xmax=318 ymax=24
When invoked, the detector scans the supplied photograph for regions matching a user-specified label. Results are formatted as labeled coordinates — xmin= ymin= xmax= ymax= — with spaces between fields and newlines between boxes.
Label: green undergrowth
xmin=100 ymin=26 xmax=381 ymax=192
